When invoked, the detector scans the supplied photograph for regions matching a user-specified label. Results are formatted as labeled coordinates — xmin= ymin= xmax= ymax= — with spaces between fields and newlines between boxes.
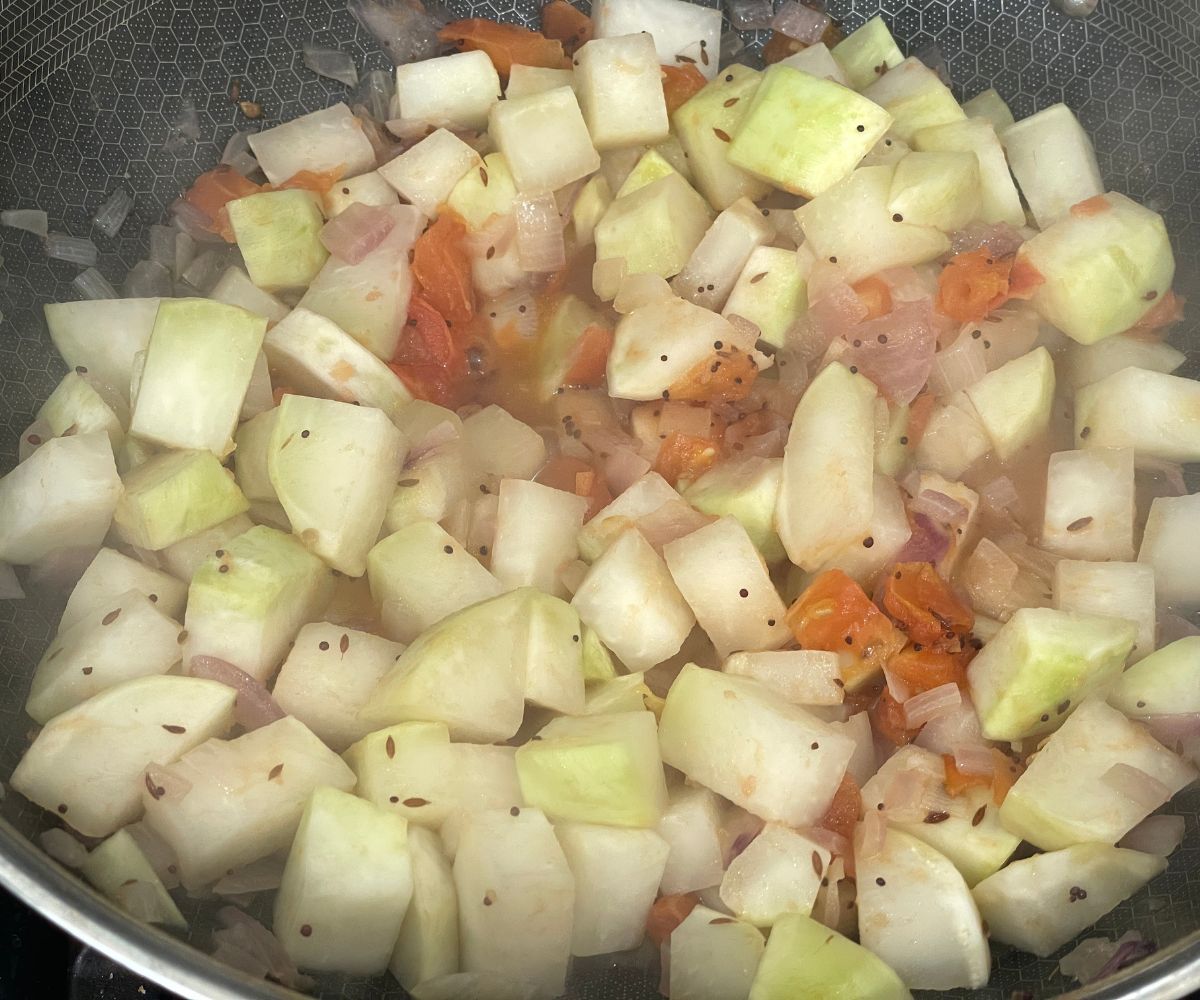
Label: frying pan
xmin=0 ymin=1 xmax=1198 ymax=997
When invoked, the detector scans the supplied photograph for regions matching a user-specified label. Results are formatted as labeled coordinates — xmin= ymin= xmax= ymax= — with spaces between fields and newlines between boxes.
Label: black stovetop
xmin=1 ymin=885 xmax=180 ymax=999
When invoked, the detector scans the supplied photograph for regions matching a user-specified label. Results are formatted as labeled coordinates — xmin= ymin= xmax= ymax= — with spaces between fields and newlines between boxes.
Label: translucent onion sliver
xmin=902 ymin=682 xmax=962 ymax=729
xmin=1102 ymin=762 xmax=1171 ymax=812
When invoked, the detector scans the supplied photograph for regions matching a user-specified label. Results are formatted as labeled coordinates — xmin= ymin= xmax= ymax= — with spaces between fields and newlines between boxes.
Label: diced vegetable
xmin=669 ymin=904 xmax=765 ymax=1000
xmin=912 ymin=118 xmax=1025 ymax=227
xmin=722 ymin=245 xmax=809 ymax=348
xmin=157 ymin=513 xmax=254 ymax=581
xmin=247 ymin=103 xmax=375 ymax=186
xmin=1042 ymin=447 xmax=1135 ymax=561
xmin=59 ymin=548 xmax=186 ymax=631
xmin=963 ymin=87 xmax=1014 ymax=130
xmin=1139 ymin=493 xmax=1200 ymax=608
xmin=44 ymin=298 xmax=161 ymax=407
xmin=1054 ymin=560 xmax=1156 ymax=663
xmin=724 ymin=650 xmax=844 ymax=707
xmin=575 ymin=33 xmax=669 ymax=150
xmin=671 ymin=197 xmax=775 ymax=311
xmin=862 ymin=56 xmax=965 ymax=143
xmin=596 ymin=173 xmax=713 ymax=280
xmin=1060 ymin=333 xmax=1185 ymax=394
xmin=378 ymin=129 xmax=482 ymax=219
xmin=461 ymin=404 xmax=548 ymax=479
xmin=818 ymin=473 xmax=912 ymax=587
xmin=831 ymin=15 xmax=904 ymax=91
xmin=37 ymin=371 xmax=124 ymax=449
xmin=1109 ymin=637 xmax=1200 ymax=717
xmin=963 ymin=346 xmax=1055 ymax=461
xmin=490 ymin=478 xmax=587 ymax=596
xmin=682 ymin=456 xmax=784 ymax=563
xmin=1074 ymin=367 xmax=1200 ymax=463
xmin=506 ymin=64 xmax=576 ymax=100
xmin=592 ymin=0 xmax=722 ymax=80
xmin=778 ymin=41 xmax=851 ymax=86
xmin=322 ymin=171 xmax=401 ymax=218
xmin=395 ymin=50 xmax=502 ymax=130
xmin=80 ymin=830 xmax=186 ymax=930
xmin=719 ymin=824 xmax=829 ymax=926
xmin=1000 ymin=103 xmax=1104 ymax=228
xmin=489 ymin=86 xmax=601 ymax=194
xmin=656 ymin=784 xmax=725 ymax=895
xmin=390 ymin=826 xmax=459 ymax=990
xmin=887 ymin=150 xmax=981 ymax=231
xmin=227 ymin=190 xmax=329 ymax=292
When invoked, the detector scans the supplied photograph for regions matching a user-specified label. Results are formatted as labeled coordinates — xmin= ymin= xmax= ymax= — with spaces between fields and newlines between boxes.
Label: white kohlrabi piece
xmin=999 ymin=698 xmax=1197 ymax=851
xmin=44 ymin=298 xmax=161 ymax=407
xmin=385 ymin=439 xmax=469 ymax=534
xmin=912 ymin=117 xmax=1025 ymax=228
xmin=963 ymin=87 xmax=1014 ymax=130
xmin=129 ymin=298 xmax=266 ymax=457
xmin=390 ymin=826 xmax=459 ymax=989
xmin=157 ymin=513 xmax=254 ymax=582
xmin=1139 ymin=493 xmax=1200 ymax=608
xmin=184 ymin=525 xmax=334 ymax=682
xmin=656 ymin=783 xmax=725 ymax=895
xmin=395 ymin=50 xmax=501 ymax=131
xmin=592 ymin=0 xmax=722 ymax=81
xmin=378 ymin=128 xmax=481 ymax=219
xmin=778 ymin=42 xmax=850 ymax=86
xmin=11 ymin=675 xmax=236 ymax=838
xmin=724 ymin=650 xmax=844 ymax=707
xmin=80 ymin=829 xmax=186 ymax=930
xmin=141 ymin=715 xmax=355 ymax=889
xmin=506 ymin=65 xmax=575 ymax=101
xmin=861 ymin=56 xmax=965 ymax=143
xmin=460 ymin=404 xmax=548 ymax=480
xmin=659 ymin=664 xmax=855 ymax=826
xmin=572 ymin=528 xmax=695 ymax=672
xmin=36 ymin=370 xmax=124 ymax=448
xmin=226 ymin=189 xmax=329 ymax=293
xmin=1042 ymin=447 xmax=1135 ymax=561
xmin=1109 ymin=636 xmax=1200 ymax=717
xmin=663 ymin=516 xmax=789 ymax=659
xmin=671 ymin=197 xmax=775 ymax=311
xmin=0 ymin=433 xmax=121 ymax=566
xmin=60 ymin=547 xmax=186 ymax=632
xmin=669 ymin=904 xmax=765 ymax=1000
xmin=323 ymin=169 xmax=402 ymax=218
xmin=489 ymin=86 xmax=601 ymax=195
xmin=972 ymin=843 xmax=1164 ymax=957
xmin=517 ymin=590 xmax=586 ymax=715
xmin=263 ymin=307 xmax=412 ymax=420
xmin=577 ymin=471 xmax=679 ymax=561
xmin=447 ymin=151 xmax=518 ymax=231
xmin=273 ymin=787 xmax=412 ymax=975
xmin=367 ymin=519 xmax=503 ymax=644
xmin=1054 ymin=559 xmax=1156 ymax=663
xmin=1060 ymin=334 xmax=1185 ymax=395
xmin=1074 ymin=367 xmax=1200 ymax=463
xmin=239 ymin=352 xmax=274 ymax=421
xmin=267 ymin=394 xmax=406 ymax=576
xmin=818 ymin=473 xmax=912 ymax=587
xmin=855 ymin=827 xmax=990 ymax=990
xmin=776 ymin=362 xmax=877 ymax=571
xmin=453 ymin=808 xmax=574 ymax=1000
xmin=272 ymin=622 xmax=404 ymax=751
xmin=575 ymin=33 xmax=669 ymax=150
xmin=247 ymin=103 xmax=375 ymax=186
xmin=722 ymin=245 xmax=809 ymax=349
xmin=719 ymin=824 xmax=829 ymax=927
xmin=963 ymin=346 xmax=1055 ymax=461
xmin=831 ymin=15 xmax=904 ymax=90
xmin=999 ymin=103 xmax=1103 ymax=228
xmin=556 ymin=822 xmax=670 ymax=957
xmin=914 ymin=392 xmax=991 ymax=480
xmin=490 ymin=478 xmax=587 ymax=598
xmin=209 ymin=266 xmax=290 ymax=323
xmin=26 ymin=589 xmax=182 ymax=724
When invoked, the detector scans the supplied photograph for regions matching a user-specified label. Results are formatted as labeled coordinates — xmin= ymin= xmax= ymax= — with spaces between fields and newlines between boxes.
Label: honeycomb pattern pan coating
xmin=0 ymin=1 xmax=1199 ymax=998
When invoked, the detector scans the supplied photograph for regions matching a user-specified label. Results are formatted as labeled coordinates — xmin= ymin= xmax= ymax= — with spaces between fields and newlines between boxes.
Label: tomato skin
xmin=872 ymin=687 xmax=918 ymax=746
xmin=661 ymin=64 xmax=707 ymax=115
xmin=646 ymin=893 xmax=700 ymax=946
xmin=653 ymin=431 xmax=721 ymax=487
xmin=886 ymin=645 xmax=968 ymax=695
xmin=853 ymin=275 xmax=893 ymax=320
xmin=882 ymin=561 xmax=974 ymax=652
xmin=817 ymin=772 xmax=862 ymax=842
xmin=936 ymin=249 xmax=1012 ymax=323
xmin=181 ymin=166 xmax=262 ymax=241
xmin=388 ymin=293 xmax=470 ymax=407
xmin=904 ymin=392 xmax=936 ymax=448
xmin=411 ymin=211 xmax=476 ymax=327
xmin=540 ymin=0 xmax=593 ymax=56
xmin=561 ymin=323 xmax=613 ymax=387
xmin=439 ymin=19 xmax=568 ymax=75
xmin=536 ymin=455 xmax=613 ymax=520
xmin=668 ymin=345 xmax=759 ymax=404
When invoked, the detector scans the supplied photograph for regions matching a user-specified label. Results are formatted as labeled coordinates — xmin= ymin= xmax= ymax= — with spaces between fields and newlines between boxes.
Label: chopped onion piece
xmin=188 ymin=655 xmax=285 ymax=731
xmin=39 ymin=828 xmax=87 ymax=869
xmin=485 ymin=287 xmax=539 ymax=339
xmin=93 ymin=189 xmax=133 ymax=238
xmin=220 ymin=131 xmax=261 ymax=177
xmin=1 ymin=208 xmax=49 ymax=237
xmin=952 ymin=743 xmax=998 ymax=776
xmin=1102 ymin=762 xmax=1172 ymax=812
xmin=719 ymin=30 xmax=746 ymax=67
xmin=911 ymin=489 xmax=969 ymax=526
xmin=597 ymin=441 xmax=651 ymax=495
xmin=182 ymin=249 xmax=235 ymax=295
xmin=727 ymin=0 xmax=774 ymax=30
xmin=71 ymin=267 xmax=118 ymax=300
xmin=981 ymin=475 xmax=1019 ymax=512
xmin=320 ymin=202 xmax=396 ymax=263
xmin=657 ymin=401 xmax=714 ymax=439
xmin=302 ymin=43 xmax=359 ymax=86
xmin=857 ymin=807 xmax=886 ymax=859
xmin=614 ymin=273 xmax=672 ymax=315
xmin=143 ymin=764 xmax=193 ymax=802
xmin=0 ymin=563 xmax=24 ymax=600
xmin=950 ymin=222 xmax=1025 ymax=258
xmin=903 ymin=682 xmax=962 ymax=729
xmin=213 ymin=906 xmax=315 ymax=991
xmin=45 ymin=233 xmax=99 ymax=266
xmin=170 ymin=199 xmax=224 ymax=244
xmin=1140 ymin=713 xmax=1200 ymax=757
xmin=148 ymin=224 xmax=176 ymax=269
xmin=213 ymin=855 xmax=286 ymax=897
xmin=1061 ymin=931 xmax=1153 ymax=985
xmin=593 ymin=257 xmax=627 ymax=301
xmin=895 ymin=512 xmax=951 ymax=567
xmin=882 ymin=767 xmax=932 ymax=823
xmin=1120 ymin=814 xmax=1185 ymax=857
xmin=514 ymin=193 xmax=566 ymax=273
xmin=803 ymin=826 xmax=850 ymax=860
xmin=356 ymin=68 xmax=395 ymax=122
xmin=772 ymin=1 xmax=831 ymax=42
xmin=123 ymin=260 xmax=174 ymax=299
xmin=916 ymin=697 xmax=986 ymax=756
xmin=347 ymin=0 xmax=446 ymax=67
xmin=928 ymin=328 xmax=987 ymax=396
xmin=883 ymin=667 xmax=913 ymax=705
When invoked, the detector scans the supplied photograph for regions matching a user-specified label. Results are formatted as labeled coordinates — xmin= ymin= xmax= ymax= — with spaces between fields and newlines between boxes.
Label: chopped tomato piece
xmin=271 ymin=386 xmax=297 ymax=406
xmin=439 ymin=19 xmax=568 ymax=76
xmin=935 ymin=249 xmax=1013 ymax=324
xmin=991 ymin=750 xmax=1021 ymax=805
xmin=942 ymin=750 xmax=1021 ymax=805
xmin=1125 ymin=290 xmax=1185 ymax=341
xmin=762 ymin=32 xmax=805 ymax=65
xmin=540 ymin=0 xmax=593 ymax=56
xmin=388 ymin=293 xmax=470 ymax=407
xmin=817 ymin=772 xmax=862 ymax=842
xmin=1005 ymin=254 xmax=1044 ymax=301
xmin=654 ymin=431 xmax=720 ymax=487
xmin=647 ymin=893 xmax=700 ymax=947
xmin=661 ymin=64 xmax=707 ymax=115
xmin=412 ymin=211 xmax=476 ymax=327
xmin=872 ymin=688 xmax=918 ymax=746
xmin=536 ymin=454 xmax=613 ymax=520
xmin=853 ymin=275 xmax=893 ymax=320
xmin=882 ymin=561 xmax=974 ymax=651
xmin=785 ymin=570 xmax=906 ymax=689
xmin=904 ymin=392 xmax=936 ymax=448
xmin=275 ymin=167 xmax=344 ymax=197
xmin=942 ymin=754 xmax=991 ymax=797
xmin=885 ymin=645 xmax=968 ymax=696
xmin=181 ymin=165 xmax=262 ymax=241
xmin=1070 ymin=194 xmax=1110 ymax=218
xmin=561 ymin=323 xmax=613 ymax=387
xmin=668 ymin=345 xmax=759 ymax=404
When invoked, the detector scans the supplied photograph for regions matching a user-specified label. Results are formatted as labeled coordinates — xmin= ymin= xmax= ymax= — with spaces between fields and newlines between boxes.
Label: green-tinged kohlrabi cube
xmin=129 ymin=298 xmax=266 ymax=457
xmin=37 ymin=371 xmax=124 ymax=449
xmin=140 ymin=715 xmax=355 ymax=889
xmin=683 ymin=455 xmax=784 ymax=563
xmin=671 ymin=197 xmax=775 ymax=311
xmin=460 ymin=404 xmax=548 ymax=480
xmin=113 ymin=449 xmax=248 ymax=551
xmin=963 ymin=346 xmax=1055 ymax=461
xmin=1061 ymin=334 xmax=1185 ymax=395
xmin=749 ymin=914 xmax=911 ymax=1000
xmin=489 ymin=86 xmax=600 ymax=195
xmin=26 ymin=589 xmax=184 ymax=725
xmin=581 ymin=625 xmax=619 ymax=685
xmin=515 ymin=588 xmax=587 ymax=713
xmin=515 ymin=710 xmax=668 ymax=827
xmin=263 ymin=307 xmax=412 ymax=420
xmin=1110 ymin=636 xmax=1200 ymax=718
xmin=831 ymin=15 xmax=904 ymax=91
xmin=672 ymin=66 xmax=772 ymax=211
xmin=157 ymin=513 xmax=253 ymax=582
xmin=267 ymin=394 xmax=407 ymax=576
xmin=11 ymin=675 xmax=236 ymax=838
xmin=967 ymin=607 xmax=1136 ymax=741
xmin=728 ymin=64 xmax=893 ymax=198
xmin=184 ymin=525 xmax=334 ymax=682
xmin=912 ymin=118 xmax=1025 ymax=228
xmin=227 ymin=189 xmax=328 ymax=292
xmin=453 ymin=808 xmax=574 ymax=999
xmin=390 ymin=826 xmax=458 ymax=990
xmin=321 ymin=170 xmax=401 ymax=218
xmin=446 ymin=152 xmax=518 ymax=230
xmin=233 ymin=408 xmax=279 ymax=503
xmin=571 ymin=175 xmax=613 ymax=247
xmin=721 ymin=245 xmax=809 ymax=348
xmin=44 ymin=297 xmax=161 ymax=408
xmin=538 ymin=293 xmax=608 ymax=398
xmin=594 ymin=173 xmax=713 ymax=279
xmin=776 ymin=362 xmax=877 ymax=571
xmin=999 ymin=698 xmax=1197 ymax=851
xmin=860 ymin=745 xmax=1018 ymax=887
xmin=359 ymin=588 xmax=527 ymax=742
xmin=0 ymin=433 xmax=121 ymax=566
xmin=505 ymin=64 xmax=575 ymax=101
xmin=384 ymin=440 xmax=468 ymax=534
xmin=855 ymin=828 xmax=990 ymax=990
xmin=1074 ymin=367 xmax=1200 ymax=464
xmin=1000 ymin=103 xmax=1103 ymax=229
xmin=615 ymin=148 xmax=680 ymax=199
xmin=817 ymin=472 xmax=913 ymax=589
xmin=886 ymin=150 xmax=980 ymax=231
xmin=718 ymin=823 xmax=829 ymax=927
xmin=60 ymin=547 xmax=187 ymax=631
xmin=973 ymin=843 xmax=1164 ymax=959
xmin=1053 ymin=559 xmax=1156 ymax=664
xmin=658 ymin=664 xmax=855 ymax=826
xmin=575 ymin=32 xmax=669 ymax=151
xmin=963 ymin=87 xmax=1015 ymax=130
xmin=794 ymin=165 xmax=950 ymax=285
xmin=81 ymin=829 xmax=187 ymax=930
xmin=862 ymin=57 xmax=966 ymax=143
xmin=1018 ymin=193 xmax=1175 ymax=345
xmin=670 ymin=904 xmax=765 ymax=1000
xmin=273 ymin=787 xmax=413 ymax=975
